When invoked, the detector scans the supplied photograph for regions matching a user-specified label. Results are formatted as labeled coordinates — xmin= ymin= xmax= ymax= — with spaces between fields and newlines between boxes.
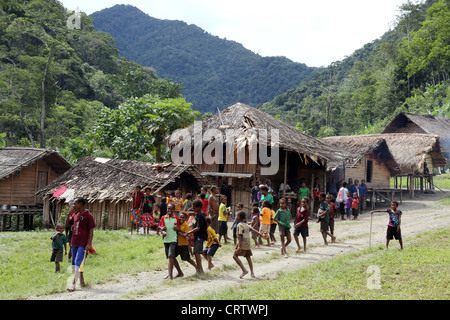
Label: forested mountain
xmin=0 ymin=0 xmax=183 ymax=157
xmin=261 ymin=0 xmax=449 ymax=137
xmin=90 ymin=5 xmax=319 ymax=113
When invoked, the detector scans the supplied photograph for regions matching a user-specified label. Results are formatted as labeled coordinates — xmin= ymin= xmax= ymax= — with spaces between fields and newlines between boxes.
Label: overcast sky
xmin=59 ymin=0 xmax=410 ymax=67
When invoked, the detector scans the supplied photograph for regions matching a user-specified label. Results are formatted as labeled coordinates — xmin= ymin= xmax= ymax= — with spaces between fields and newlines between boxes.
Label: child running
xmin=259 ymin=200 xmax=272 ymax=246
xmin=175 ymin=212 xmax=197 ymax=274
xmin=202 ymin=217 xmax=222 ymax=270
xmin=233 ymin=210 xmax=265 ymax=279
xmin=273 ymin=198 xmax=292 ymax=258
xmin=370 ymin=200 xmax=403 ymax=250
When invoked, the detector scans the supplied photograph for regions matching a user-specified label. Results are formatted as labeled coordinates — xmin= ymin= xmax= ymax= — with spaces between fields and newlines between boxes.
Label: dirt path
xmin=31 ymin=190 xmax=450 ymax=300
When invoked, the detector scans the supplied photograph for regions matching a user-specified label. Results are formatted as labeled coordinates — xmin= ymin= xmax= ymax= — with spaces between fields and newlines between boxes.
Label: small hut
xmin=382 ymin=112 xmax=450 ymax=164
xmin=321 ymin=135 xmax=400 ymax=189
xmin=0 ymin=147 xmax=71 ymax=231
xmin=37 ymin=157 xmax=209 ymax=229
xmin=167 ymin=102 xmax=347 ymax=215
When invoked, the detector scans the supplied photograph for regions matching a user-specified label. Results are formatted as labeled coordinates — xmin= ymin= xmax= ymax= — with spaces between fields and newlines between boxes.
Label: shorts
xmin=235 ymin=249 xmax=252 ymax=257
xmin=193 ymin=237 xmax=205 ymax=254
xmin=50 ymin=249 xmax=63 ymax=263
xmin=320 ymin=219 xmax=329 ymax=233
xmin=260 ymin=224 xmax=270 ymax=234
xmin=71 ymin=246 xmax=86 ymax=272
xmin=386 ymin=226 xmax=402 ymax=240
xmin=352 ymin=208 xmax=359 ymax=216
xmin=176 ymin=245 xmax=191 ymax=261
xmin=203 ymin=243 xmax=219 ymax=257
xmin=218 ymin=220 xmax=228 ymax=235
xmin=164 ymin=242 xmax=177 ymax=258
xmin=278 ymin=225 xmax=291 ymax=237
xmin=270 ymin=223 xmax=277 ymax=234
xmin=345 ymin=208 xmax=352 ymax=215
xmin=294 ymin=226 xmax=309 ymax=238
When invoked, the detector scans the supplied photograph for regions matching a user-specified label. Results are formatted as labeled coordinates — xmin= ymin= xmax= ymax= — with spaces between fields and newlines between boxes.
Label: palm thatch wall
xmin=37 ymin=157 xmax=209 ymax=229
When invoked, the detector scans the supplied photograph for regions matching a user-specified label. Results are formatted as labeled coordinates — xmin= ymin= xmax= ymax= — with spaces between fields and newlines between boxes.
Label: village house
xmin=382 ymin=112 xmax=450 ymax=165
xmin=0 ymin=147 xmax=71 ymax=231
xmin=167 ymin=102 xmax=347 ymax=216
xmin=36 ymin=156 xmax=209 ymax=229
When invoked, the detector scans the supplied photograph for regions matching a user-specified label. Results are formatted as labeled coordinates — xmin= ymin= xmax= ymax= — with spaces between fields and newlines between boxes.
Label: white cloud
xmin=59 ymin=0 xmax=407 ymax=67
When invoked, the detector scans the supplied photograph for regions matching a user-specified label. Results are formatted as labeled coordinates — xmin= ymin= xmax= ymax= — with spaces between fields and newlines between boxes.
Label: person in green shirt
xmin=50 ymin=223 xmax=68 ymax=273
xmin=273 ymin=198 xmax=292 ymax=258
xmin=298 ymin=182 xmax=310 ymax=202
xmin=259 ymin=185 xmax=274 ymax=206
xmin=159 ymin=203 xmax=182 ymax=279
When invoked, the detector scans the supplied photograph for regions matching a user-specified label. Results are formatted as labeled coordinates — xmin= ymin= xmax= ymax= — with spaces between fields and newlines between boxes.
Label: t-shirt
xmin=260 ymin=207 xmax=272 ymax=225
xmin=352 ymin=198 xmax=359 ymax=209
xmin=319 ymin=200 xmax=330 ymax=222
xmin=260 ymin=193 xmax=274 ymax=204
xmin=345 ymin=197 xmax=353 ymax=209
xmin=142 ymin=194 xmax=156 ymax=213
xmin=298 ymin=187 xmax=310 ymax=200
xmin=159 ymin=214 xmax=180 ymax=243
xmin=295 ymin=206 xmax=309 ymax=227
xmin=387 ymin=209 xmax=402 ymax=227
xmin=178 ymin=221 xmax=190 ymax=246
xmin=328 ymin=202 xmax=337 ymax=219
xmin=273 ymin=208 xmax=291 ymax=229
xmin=237 ymin=222 xmax=251 ymax=251
xmin=51 ymin=233 xmax=68 ymax=250
xmin=201 ymin=199 xmax=209 ymax=215
xmin=206 ymin=226 xmax=219 ymax=247
xmin=192 ymin=211 xmax=208 ymax=241
xmin=218 ymin=203 xmax=228 ymax=222
xmin=69 ymin=209 xmax=96 ymax=247
xmin=132 ymin=191 xmax=144 ymax=209
xmin=359 ymin=184 xmax=367 ymax=197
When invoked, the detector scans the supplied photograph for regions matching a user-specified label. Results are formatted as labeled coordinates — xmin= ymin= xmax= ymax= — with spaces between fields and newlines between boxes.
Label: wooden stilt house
xmin=0 ymin=147 xmax=71 ymax=231
xmin=167 ymin=102 xmax=347 ymax=216
xmin=36 ymin=157 xmax=209 ymax=229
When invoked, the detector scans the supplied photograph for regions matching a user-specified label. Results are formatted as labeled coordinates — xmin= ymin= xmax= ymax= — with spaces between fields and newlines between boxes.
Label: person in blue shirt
xmin=358 ymin=179 xmax=368 ymax=212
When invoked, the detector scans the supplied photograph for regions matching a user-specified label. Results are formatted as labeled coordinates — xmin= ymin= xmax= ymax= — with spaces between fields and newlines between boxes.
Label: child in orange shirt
xmin=351 ymin=192 xmax=360 ymax=220
xmin=259 ymin=200 xmax=272 ymax=246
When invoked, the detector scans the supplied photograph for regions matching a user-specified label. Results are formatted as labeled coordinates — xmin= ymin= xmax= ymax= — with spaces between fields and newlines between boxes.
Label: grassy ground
xmin=391 ymin=172 xmax=450 ymax=189
xmin=0 ymin=229 xmax=166 ymax=299
xmin=197 ymin=228 xmax=450 ymax=300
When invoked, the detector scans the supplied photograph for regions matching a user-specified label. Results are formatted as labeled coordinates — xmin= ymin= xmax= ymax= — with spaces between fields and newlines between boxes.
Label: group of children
xmin=50 ymin=184 xmax=403 ymax=287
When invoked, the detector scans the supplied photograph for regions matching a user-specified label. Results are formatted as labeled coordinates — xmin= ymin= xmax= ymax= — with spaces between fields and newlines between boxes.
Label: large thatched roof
xmin=321 ymin=135 xmax=400 ymax=173
xmin=168 ymin=102 xmax=347 ymax=167
xmin=37 ymin=157 xmax=209 ymax=203
xmin=324 ymin=133 xmax=446 ymax=175
xmin=382 ymin=113 xmax=450 ymax=153
xmin=0 ymin=147 xmax=71 ymax=180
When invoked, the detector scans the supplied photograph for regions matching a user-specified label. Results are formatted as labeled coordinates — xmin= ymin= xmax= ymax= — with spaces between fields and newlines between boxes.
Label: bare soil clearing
xmin=31 ymin=190 xmax=450 ymax=300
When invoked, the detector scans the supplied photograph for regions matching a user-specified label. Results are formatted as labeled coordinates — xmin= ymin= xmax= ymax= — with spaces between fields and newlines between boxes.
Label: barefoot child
xmin=294 ymin=198 xmax=309 ymax=253
xmin=352 ymin=192 xmax=359 ymax=220
xmin=202 ymin=217 xmax=222 ymax=270
xmin=159 ymin=203 xmax=182 ymax=280
xmin=370 ymin=200 xmax=403 ymax=250
xmin=175 ymin=212 xmax=197 ymax=275
xmin=317 ymin=193 xmax=336 ymax=245
xmin=50 ymin=223 xmax=68 ymax=273
xmin=273 ymin=198 xmax=292 ymax=258
xmin=233 ymin=211 xmax=265 ymax=279
xmin=186 ymin=199 xmax=208 ymax=275
xmin=250 ymin=207 xmax=260 ymax=248
xmin=259 ymin=200 xmax=272 ymax=246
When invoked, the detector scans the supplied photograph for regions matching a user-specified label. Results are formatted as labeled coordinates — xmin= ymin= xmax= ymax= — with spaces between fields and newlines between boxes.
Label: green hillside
xmin=90 ymin=4 xmax=319 ymax=113
xmin=0 ymin=0 xmax=183 ymax=155
xmin=261 ymin=0 xmax=449 ymax=137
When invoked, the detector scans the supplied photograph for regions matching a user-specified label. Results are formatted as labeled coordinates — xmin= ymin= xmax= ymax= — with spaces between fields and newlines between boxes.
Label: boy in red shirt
xmin=351 ymin=192 xmax=360 ymax=220
xmin=66 ymin=197 xmax=96 ymax=291
xmin=326 ymin=194 xmax=337 ymax=236
xmin=294 ymin=197 xmax=309 ymax=253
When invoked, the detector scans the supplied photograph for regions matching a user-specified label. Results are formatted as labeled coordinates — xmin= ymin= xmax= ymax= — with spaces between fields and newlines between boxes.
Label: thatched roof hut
xmin=382 ymin=112 xmax=450 ymax=157
xmin=168 ymin=102 xmax=347 ymax=167
xmin=324 ymin=133 xmax=446 ymax=176
xmin=322 ymin=135 xmax=400 ymax=189
xmin=167 ymin=102 xmax=348 ymax=215
xmin=37 ymin=157 xmax=209 ymax=229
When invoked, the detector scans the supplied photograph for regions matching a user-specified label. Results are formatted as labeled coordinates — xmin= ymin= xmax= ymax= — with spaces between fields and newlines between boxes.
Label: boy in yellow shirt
xmin=202 ymin=217 xmax=222 ymax=270
xmin=259 ymin=200 xmax=272 ymax=246
xmin=175 ymin=212 xmax=197 ymax=275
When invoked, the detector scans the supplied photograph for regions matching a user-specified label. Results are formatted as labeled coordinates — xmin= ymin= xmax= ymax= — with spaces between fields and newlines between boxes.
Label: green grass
xmin=0 ymin=229 xmax=166 ymax=299
xmin=391 ymin=172 xmax=450 ymax=189
xmin=197 ymin=228 xmax=450 ymax=300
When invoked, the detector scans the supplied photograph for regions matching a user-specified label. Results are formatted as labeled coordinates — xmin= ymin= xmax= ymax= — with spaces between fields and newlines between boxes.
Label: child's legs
xmin=233 ymin=254 xmax=246 ymax=272
xmin=245 ymin=256 xmax=254 ymax=274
